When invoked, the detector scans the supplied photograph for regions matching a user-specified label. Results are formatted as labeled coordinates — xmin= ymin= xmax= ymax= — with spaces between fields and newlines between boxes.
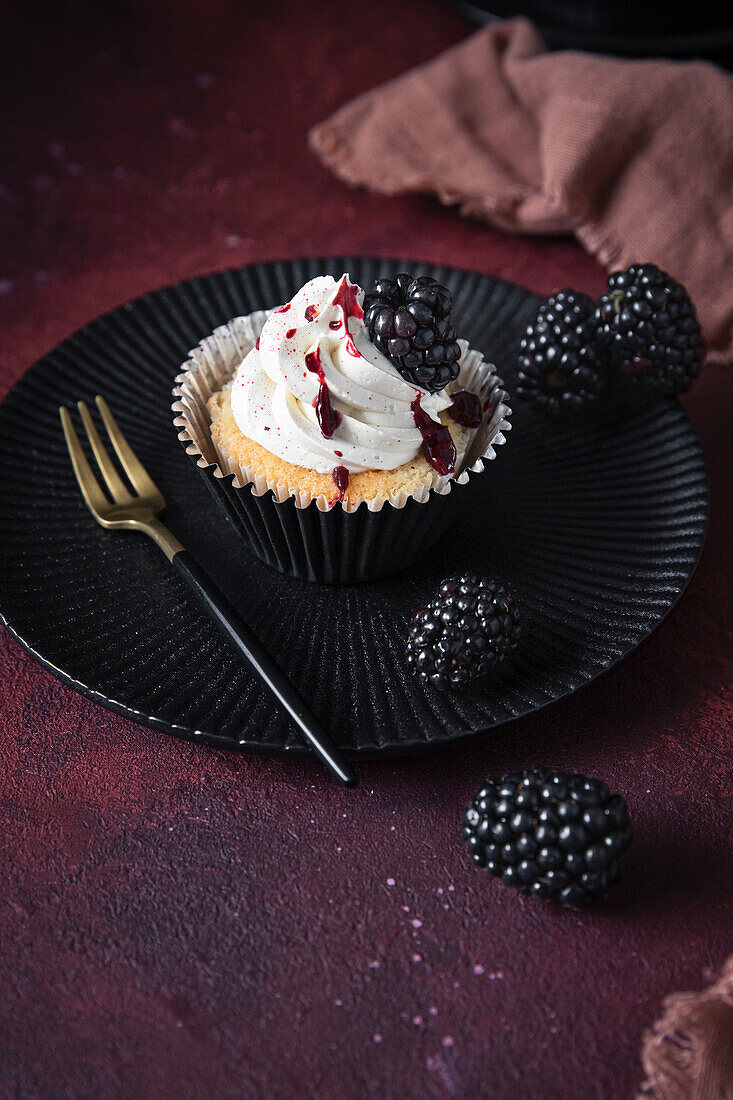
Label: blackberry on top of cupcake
xmin=363 ymin=273 xmax=461 ymax=393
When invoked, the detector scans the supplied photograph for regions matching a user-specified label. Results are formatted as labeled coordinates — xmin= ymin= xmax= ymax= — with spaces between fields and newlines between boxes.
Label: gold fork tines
xmin=59 ymin=396 xmax=184 ymax=561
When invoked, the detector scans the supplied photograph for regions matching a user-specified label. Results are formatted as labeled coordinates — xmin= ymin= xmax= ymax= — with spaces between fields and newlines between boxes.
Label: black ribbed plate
xmin=0 ymin=259 xmax=708 ymax=758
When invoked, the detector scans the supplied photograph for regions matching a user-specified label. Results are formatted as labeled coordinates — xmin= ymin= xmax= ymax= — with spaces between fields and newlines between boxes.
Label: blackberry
xmin=406 ymin=575 xmax=521 ymax=689
xmin=516 ymin=289 xmax=603 ymax=415
xmin=363 ymin=273 xmax=461 ymax=393
xmin=595 ymin=264 xmax=704 ymax=394
xmin=462 ymin=767 xmax=633 ymax=908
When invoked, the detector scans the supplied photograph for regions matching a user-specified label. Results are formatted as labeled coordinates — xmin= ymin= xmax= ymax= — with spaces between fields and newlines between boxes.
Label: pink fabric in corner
xmin=638 ymin=956 xmax=733 ymax=1099
xmin=310 ymin=19 xmax=733 ymax=361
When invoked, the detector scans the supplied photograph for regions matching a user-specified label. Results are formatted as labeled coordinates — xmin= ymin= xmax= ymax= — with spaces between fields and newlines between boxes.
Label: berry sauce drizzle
xmin=411 ymin=395 xmax=456 ymax=475
xmin=330 ymin=465 xmax=349 ymax=507
xmin=448 ymin=389 xmax=482 ymax=428
xmin=332 ymin=276 xmax=364 ymax=326
xmin=306 ymin=348 xmax=342 ymax=438
xmin=274 ymin=303 xmax=290 ymax=314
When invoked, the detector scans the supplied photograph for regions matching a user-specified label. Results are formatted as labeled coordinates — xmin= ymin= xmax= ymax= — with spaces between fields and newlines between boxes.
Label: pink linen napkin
xmin=310 ymin=19 xmax=733 ymax=362
xmin=638 ymin=956 xmax=733 ymax=1099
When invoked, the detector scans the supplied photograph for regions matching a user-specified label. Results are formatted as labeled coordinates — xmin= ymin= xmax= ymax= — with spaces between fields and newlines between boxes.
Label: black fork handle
xmin=172 ymin=551 xmax=356 ymax=787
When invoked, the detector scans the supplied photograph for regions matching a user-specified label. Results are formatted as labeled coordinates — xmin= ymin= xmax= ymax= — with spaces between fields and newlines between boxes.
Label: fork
xmin=59 ymin=395 xmax=356 ymax=788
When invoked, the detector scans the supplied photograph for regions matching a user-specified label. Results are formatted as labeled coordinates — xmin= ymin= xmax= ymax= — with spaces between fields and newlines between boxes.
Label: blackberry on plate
xmin=462 ymin=767 xmax=633 ymax=908
xmin=406 ymin=575 xmax=521 ymax=689
xmin=595 ymin=263 xmax=704 ymax=394
xmin=516 ymin=289 xmax=603 ymax=416
xmin=363 ymin=273 xmax=462 ymax=393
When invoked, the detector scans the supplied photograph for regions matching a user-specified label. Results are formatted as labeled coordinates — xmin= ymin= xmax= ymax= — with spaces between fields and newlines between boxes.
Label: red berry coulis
xmin=448 ymin=390 xmax=482 ymax=428
xmin=330 ymin=465 xmax=349 ymax=506
xmin=306 ymin=348 xmax=342 ymax=439
xmin=411 ymin=394 xmax=456 ymax=475
xmin=332 ymin=276 xmax=364 ymax=326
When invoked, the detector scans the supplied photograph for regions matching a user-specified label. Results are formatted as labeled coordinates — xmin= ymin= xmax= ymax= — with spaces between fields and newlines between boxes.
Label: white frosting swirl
xmin=230 ymin=274 xmax=452 ymax=474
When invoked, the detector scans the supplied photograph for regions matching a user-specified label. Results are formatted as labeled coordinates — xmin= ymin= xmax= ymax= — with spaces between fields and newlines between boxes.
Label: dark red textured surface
xmin=1 ymin=3 xmax=731 ymax=1097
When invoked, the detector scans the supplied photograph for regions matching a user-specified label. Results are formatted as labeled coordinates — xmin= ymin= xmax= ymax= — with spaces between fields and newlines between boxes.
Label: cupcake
xmin=173 ymin=271 xmax=511 ymax=583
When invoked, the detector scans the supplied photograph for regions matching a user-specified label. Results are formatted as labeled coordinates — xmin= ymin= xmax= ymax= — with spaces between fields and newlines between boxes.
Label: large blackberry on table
xmin=516 ymin=289 xmax=603 ymax=415
xmin=406 ymin=575 xmax=521 ymax=689
xmin=462 ymin=767 xmax=633 ymax=908
xmin=595 ymin=264 xmax=704 ymax=394
xmin=363 ymin=273 xmax=462 ymax=393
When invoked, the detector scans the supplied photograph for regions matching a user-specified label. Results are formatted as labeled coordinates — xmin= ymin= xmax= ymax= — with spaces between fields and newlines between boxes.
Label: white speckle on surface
xmin=386 ymin=877 xmax=395 ymax=887
xmin=226 ymin=234 xmax=241 ymax=249
xmin=412 ymin=953 xmax=422 ymax=963
xmin=442 ymin=1036 xmax=455 ymax=1048
xmin=373 ymin=1034 xmax=383 ymax=1044
xmin=429 ymin=1006 xmax=438 ymax=1016
xmin=402 ymin=905 xmax=410 ymax=913
xmin=436 ymin=887 xmax=444 ymax=895
xmin=334 ymin=999 xmax=342 ymax=1006
xmin=411 ymin=919 xmax=423 ymax=929
xmin=447 ymin=885 xmax=455 ymax=893
xmin=473 ymin=964 xmax=485 ymax=975
xmin=368 ymin=960 xmax=380 ymax=969
xmin=413 ymin=1015 xmax=423 ymax=1026
xmin=488 ymin=970 xmax=504 ymax=980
